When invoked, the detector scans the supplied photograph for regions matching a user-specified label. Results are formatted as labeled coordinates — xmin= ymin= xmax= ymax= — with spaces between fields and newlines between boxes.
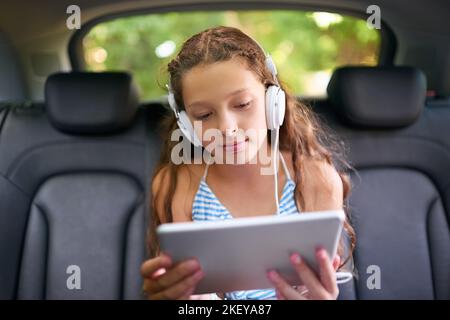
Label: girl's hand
xmin=267 ymin=248 xmax=341 ymax=300
xmin=141 ymin=253 xmax=204 ymax=300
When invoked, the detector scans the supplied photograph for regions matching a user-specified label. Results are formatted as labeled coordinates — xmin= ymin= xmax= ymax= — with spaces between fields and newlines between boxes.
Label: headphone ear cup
xmin=178 ymin=111 xmax=202 ymax=147
xmin=266 ymin=85 xmax=286 ymax=130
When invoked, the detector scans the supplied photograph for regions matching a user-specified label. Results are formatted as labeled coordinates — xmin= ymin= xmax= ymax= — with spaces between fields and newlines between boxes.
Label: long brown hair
xmin=148 ymin=26 xmax=356 ymax=269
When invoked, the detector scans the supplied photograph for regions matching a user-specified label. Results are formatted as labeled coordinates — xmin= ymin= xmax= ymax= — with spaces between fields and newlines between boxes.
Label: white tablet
xmin=157 ymin=209 xmax=345 ymax=294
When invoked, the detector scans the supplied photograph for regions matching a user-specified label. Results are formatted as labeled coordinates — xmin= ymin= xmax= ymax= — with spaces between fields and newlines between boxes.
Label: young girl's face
xmin=181 ymin=58 xmax=268 ymax=163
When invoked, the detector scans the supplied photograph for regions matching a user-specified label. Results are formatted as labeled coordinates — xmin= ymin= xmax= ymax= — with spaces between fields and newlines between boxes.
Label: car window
xmin=82 ymin=10 xmax=380 ymax=100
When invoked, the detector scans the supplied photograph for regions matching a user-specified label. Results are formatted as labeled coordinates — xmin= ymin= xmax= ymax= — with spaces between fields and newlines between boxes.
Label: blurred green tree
xmin=83 ymin=10 xmax=380 ymax=100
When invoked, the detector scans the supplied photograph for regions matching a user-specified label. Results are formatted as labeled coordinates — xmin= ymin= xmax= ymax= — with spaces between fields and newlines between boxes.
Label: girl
xmin=141 ymin=26 xmax=355 ymax=300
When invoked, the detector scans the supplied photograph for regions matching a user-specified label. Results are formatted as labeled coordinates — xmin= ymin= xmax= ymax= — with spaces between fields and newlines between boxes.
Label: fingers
xmin=289 ymin=252 xmax=329 ymax=299
xmin=267 ymin=249 xmax=340 ymax=300
xmin=316 ymin=249 xmax=339 ymax=296
xmin=295 ymin=285 xmax=309 ymax=296
xmin=275 ymin=289 xmax=285 ymax=300
xmin=149 ymin=269 xmax=204 ymax=300
xmin=140 ymin=253 xmax=172 ymax=278
xmin=179 ymin=288 xmax=196 ymax=300
xmin=267 ymin=270 xmax=307 ymax=300
xmin=145 ymin=258 xmax=201 ymax=294
xmin=141 ymin=253 xmax=203 ymax=300
xmin=332 ymin=255 xmax=341 ymax=271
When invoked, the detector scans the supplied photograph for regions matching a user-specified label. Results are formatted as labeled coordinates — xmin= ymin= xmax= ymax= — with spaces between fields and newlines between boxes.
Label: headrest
xmin=327 ymin=66 xmax=426 ymax=128
xmin=45 ymin=72 xmax=139 ymax=134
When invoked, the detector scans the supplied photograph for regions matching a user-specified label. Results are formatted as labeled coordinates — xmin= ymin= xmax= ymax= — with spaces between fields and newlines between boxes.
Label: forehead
xmin=181 ymin=58 xmax=262 ymax=104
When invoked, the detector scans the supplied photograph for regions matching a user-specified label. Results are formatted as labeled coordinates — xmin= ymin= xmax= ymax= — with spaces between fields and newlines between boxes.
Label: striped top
xmin=192 ymin=153 xmax=299 ymax=300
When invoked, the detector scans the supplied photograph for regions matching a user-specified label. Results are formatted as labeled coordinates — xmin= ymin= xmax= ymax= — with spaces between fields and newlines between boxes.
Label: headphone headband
xmin=251 ymin=37 xmax=278 ymax=84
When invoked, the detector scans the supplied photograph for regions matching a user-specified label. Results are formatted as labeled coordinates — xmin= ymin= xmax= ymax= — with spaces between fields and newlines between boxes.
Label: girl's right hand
xmin=141 ymin=253 xmax=204 ymax=300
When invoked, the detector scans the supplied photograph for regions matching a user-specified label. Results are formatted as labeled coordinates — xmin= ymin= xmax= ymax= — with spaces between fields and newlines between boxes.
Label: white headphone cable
xmin=273 ymin=128 xmax=280 ymax=215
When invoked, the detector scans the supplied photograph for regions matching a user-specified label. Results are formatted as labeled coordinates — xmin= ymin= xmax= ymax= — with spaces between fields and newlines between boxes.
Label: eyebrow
xmin=187 ymin=88 xmax=249 ymax=110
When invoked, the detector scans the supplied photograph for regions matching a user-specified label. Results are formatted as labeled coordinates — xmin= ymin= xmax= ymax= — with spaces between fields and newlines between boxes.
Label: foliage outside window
xmin=83 ymin=10 xmax=380 ymax=100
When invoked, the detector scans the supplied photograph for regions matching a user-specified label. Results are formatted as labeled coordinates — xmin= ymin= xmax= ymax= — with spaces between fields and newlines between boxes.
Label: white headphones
xmin=166 ymin=40 xmax=286 ymax=147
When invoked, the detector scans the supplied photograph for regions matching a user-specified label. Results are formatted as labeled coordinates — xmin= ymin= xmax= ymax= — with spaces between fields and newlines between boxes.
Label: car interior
xmin=1 ymin=0 xmax=449 ymax=300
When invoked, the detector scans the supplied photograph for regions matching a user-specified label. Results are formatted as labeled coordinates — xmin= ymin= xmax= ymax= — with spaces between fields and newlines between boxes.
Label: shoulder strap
xmin=279 ymin=152 xmax=292 ymax=181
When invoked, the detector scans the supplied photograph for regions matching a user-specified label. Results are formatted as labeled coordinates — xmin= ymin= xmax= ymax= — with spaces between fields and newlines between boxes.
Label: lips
xmin=221 ymin=138 xmax=249 ymax=153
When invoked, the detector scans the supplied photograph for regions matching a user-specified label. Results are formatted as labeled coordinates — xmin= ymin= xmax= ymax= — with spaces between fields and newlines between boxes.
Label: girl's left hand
xmin=267 ymin=248 xmax=341 ymax=300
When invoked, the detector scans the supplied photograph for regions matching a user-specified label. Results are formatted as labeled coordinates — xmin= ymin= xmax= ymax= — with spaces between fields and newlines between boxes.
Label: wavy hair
xmin=148 ymin=26 xmax=356 ymax=269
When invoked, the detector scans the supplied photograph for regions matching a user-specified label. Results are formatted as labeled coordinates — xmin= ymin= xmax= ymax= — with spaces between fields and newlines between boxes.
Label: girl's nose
xmin=218 ymin=113 xmax=238 ymax=137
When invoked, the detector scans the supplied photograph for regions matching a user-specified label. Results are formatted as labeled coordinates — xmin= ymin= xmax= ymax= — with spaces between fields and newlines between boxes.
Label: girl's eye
xmin=236 ymin=101 xmax=251 ymax=109
xmin=194 ymin=113 xmax=211 ymax=120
